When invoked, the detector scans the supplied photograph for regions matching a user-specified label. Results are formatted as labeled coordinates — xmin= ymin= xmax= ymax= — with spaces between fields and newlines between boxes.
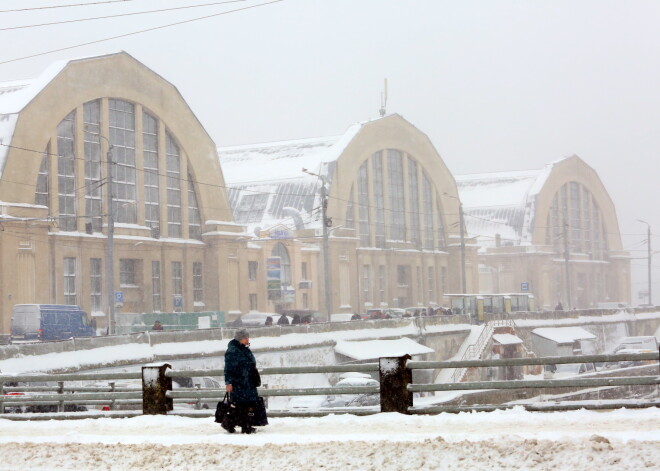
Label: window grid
xmin=193 ymin=262 xmax=203 ymax=303
xmin=63 ymin=257 xmax=77 ymax=305
xmin=143 ymin=111 xmax=160 ymax=230
xmin=427 ymin=266 xmax=435 ymax=303
xmin=378 ymin=265 xmax=386 ymax=305
xmin=172 ymin=261 xmax=183 ymax=296
xmin=166 ymin=133 xmax=182 ymax=238
xmin=345 ymin=185 xmax=355 ymax=229
xmin=109 ymin=99 xmax=137 ymax=224
xmin=372 ymin=152 xmax=386 ymax=248
xmin=57 ymin=111 xmax=76 ymax=231
xmin=83 ymin=100 xmax=102 ymax=232
xmin=357 ymin=161 xmax=371 ymax=246
xmin=90 ymin=258 xmax=102 ymax=313
xmin=271 ymin=243 xmax=291 ymax=286
xmin=408 ymin=157 xmax=421 ymax=248
xmin=387 ymin=150 xmax=406 ymax=241
xmin=35 ymin=149 xmax=49 ymax=206
xmin=152 ymin=261 xmax=161 ymax=312
xmin=422 ymin=172 xmax=435 ymax=250
xmin=120 ymin=259 xmax=137 ymax=286
xmin=188 ymin=174 xmax=202 ymax=240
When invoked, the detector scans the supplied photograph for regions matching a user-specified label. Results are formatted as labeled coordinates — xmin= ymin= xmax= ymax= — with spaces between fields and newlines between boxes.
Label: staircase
xmin=451 ymin=319 xmax=516 ymax=383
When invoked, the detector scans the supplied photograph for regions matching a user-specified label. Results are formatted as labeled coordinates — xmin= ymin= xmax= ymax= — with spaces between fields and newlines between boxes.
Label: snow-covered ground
xmin=0 ymin=407 xmax=658 ymax=470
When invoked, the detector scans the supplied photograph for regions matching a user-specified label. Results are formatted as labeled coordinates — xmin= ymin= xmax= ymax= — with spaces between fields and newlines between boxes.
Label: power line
xmin=0 ymin=0 xmax=247 ymax=32
xmin=0 ymin=0 xmax=141 ymax=14
xmin=0 ymin=0 xmax=285 ymax=66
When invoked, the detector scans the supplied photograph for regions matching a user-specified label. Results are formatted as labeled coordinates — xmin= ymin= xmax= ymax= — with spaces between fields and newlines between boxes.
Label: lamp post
xmin=303 ymin=168 xmax=332 ymax=318
xmin=637 ymin=219 xmax=652 ymax=306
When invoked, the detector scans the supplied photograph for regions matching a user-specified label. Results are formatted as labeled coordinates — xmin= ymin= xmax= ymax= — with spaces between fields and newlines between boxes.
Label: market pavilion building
xmin=456 ymin=155 xmax=631 ymax=310
xmin=218 ymin=114 xmax=476 ymax=317
xmin=0 ymin=52 xmax=243 ymax=336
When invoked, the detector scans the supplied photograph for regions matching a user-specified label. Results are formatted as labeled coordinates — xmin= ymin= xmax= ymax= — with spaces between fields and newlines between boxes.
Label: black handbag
xmin=246 ymin=396 xmax=268 ymax=427
xmin=214 ymin=392 xmax=237 ymax=429
xmin=250 ymin=366 xmax=262 ymax=388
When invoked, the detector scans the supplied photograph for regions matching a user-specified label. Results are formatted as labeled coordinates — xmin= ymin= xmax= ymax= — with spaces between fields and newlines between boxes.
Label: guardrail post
xmin=57 ymin=381 xmax=64 ymax=412
xmin=142 ymin=363 xmax=172 ymax=415
xmin=109 ymin=382 xmax=116 ymax=411
xmin=379 ymin=355 xmax=412 ymax=414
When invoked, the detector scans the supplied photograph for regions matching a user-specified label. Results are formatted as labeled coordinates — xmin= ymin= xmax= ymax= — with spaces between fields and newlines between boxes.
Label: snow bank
xmin=0 ymin=408 xmax=657 ymax=470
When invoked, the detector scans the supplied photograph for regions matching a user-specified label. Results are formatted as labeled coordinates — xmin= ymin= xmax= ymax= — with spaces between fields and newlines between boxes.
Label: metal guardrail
xmin=0 ymin=350 xmax=658 ymax=419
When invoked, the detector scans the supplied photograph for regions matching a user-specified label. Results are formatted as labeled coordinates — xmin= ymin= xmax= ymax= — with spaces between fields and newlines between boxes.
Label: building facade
xmin=0 ymin=52 xmax=244 ymax=335
xmin=456 ymin=156 xmax=631 ymax=310
xmin=219 ymin=114 xmax=477 ymax=316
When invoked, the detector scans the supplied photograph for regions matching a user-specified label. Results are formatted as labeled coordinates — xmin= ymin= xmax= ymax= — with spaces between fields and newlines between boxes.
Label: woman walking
xmin=224 ymin=328 xmax=262 ymax=434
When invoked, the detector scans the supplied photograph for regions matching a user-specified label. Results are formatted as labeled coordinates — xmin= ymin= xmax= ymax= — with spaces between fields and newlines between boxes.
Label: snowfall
xmin=0 ymin=407 xmax=658 ymax=470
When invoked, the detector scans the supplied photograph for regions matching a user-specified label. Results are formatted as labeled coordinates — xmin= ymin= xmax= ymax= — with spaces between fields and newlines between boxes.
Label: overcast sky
xmin=2 ymin=0 xmax=659 ymax=303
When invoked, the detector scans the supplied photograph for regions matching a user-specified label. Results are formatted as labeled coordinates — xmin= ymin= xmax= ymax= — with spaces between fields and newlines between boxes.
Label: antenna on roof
xmin=379 ymin=78 xmax=388 ymax=117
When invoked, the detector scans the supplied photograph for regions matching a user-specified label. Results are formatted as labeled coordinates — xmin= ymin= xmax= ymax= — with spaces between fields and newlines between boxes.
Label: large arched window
xmin=353 ymin=150 xmax=447 ymax=250
xmin=545 ymin=182 xmax=607 ymax=259
xmin=271 ymin=242 xmax=292 ymax=287
xmin=36 ymin=98 xmax=203 ymax=240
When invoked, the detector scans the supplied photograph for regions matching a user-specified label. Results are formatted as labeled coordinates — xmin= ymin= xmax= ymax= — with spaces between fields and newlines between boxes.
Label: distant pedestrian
xmin=277 ymin=315 xmax=290 ymax=325
xmin=554 ymin=302 xmax=564 ymax=311
xmin=152 ymin=320 xmax=163 ymax=331
xmin=291 ymin=314 xmax=301 ymax=324
xmin=264 ymin=316 xmax=273 ymax=326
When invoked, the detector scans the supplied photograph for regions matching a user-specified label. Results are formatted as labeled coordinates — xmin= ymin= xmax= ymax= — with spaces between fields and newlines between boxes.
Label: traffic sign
xmin=520 ymin=282 xmax=529 ymax=292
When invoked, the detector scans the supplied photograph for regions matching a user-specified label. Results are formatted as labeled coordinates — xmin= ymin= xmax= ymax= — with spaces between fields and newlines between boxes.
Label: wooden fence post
xmin=379 ymin=355 xmax=412 ymax=414
xmin=142 ymin=363 xmax=172 ymax=415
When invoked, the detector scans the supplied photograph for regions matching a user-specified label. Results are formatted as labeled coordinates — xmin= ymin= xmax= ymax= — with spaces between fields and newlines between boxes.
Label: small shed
xmin=530 ymin=327 xmax=597 ymax=357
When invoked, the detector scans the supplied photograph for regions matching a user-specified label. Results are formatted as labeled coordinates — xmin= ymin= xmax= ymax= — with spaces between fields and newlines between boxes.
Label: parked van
xmin=11 ymin=304 xmax=95 ymax=341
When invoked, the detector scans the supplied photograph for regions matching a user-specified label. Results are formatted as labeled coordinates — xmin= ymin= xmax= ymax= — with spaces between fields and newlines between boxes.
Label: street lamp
xmin=303 ymin=168 xmax=332 ymax=317
xmin=443 ymin=193 xmax=467 ymax=294
xmin=637 ymin=219 xmax=652 ymax=306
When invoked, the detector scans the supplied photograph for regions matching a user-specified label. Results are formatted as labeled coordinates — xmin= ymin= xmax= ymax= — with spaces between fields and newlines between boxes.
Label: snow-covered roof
xmin=218 ymin=122 xmax=365 ymax=234
xmin=531 ymin=327 xmax=597 ymax=344
xmin=334 ymin=337 xmax=434 ymax=361
xmin=492 ymin=333 xmax=524 ymax=345
xmin=0 ymin=52 xmax=127 ymax=178
xmin=455 ymin=160 xmax=560 ymax=249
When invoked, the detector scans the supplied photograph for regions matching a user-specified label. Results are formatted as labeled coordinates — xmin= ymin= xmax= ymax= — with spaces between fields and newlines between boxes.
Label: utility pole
xmin=638 ymin=220 xmax=652 ymax=306
xmin=320 ymin=183 xmax=332 ymax=317
xmin=459 ymin=201 xmax=466 ymax=294
xmin=105 ymin=144 xmax=115 ymax=335
xmin=563 ymin=217 xmax=572 ymax=309
xmin=303 ymin=168 xmax=332 ymax=318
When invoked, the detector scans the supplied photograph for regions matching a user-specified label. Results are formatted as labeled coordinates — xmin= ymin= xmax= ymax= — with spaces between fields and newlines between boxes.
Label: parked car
xmin=172 ymin=376 xmax=223 ymax=410
xmin=11 ymin=304 xmax=95 ymax=341
xmin=1 ymin=380 xmax=88 ymax=413
xmin=289 ymin=376 xmax=379 ymax=410
xmin=237 ymin=312 xmax=292 ymax=326
xmin=545 ymin=362 xmax=596 ymax=379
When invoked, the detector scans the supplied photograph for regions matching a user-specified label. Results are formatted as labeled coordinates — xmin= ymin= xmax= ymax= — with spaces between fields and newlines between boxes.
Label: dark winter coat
xmin=224 ymin=339 xmax=260 ymax=403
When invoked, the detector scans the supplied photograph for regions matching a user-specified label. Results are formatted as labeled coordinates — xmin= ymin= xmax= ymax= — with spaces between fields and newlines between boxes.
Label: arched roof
xmin=218 ymin=114 xmax=461 ymax=237
xmin=456 ymin=155 xmax=624 ymax=251
xmin=0 ymin=51 xmax=231 ymax=223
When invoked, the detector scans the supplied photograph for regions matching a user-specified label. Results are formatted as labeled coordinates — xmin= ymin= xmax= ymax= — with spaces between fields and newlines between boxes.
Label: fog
xmin=2 ymin=1 xmax=659 ymax=302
